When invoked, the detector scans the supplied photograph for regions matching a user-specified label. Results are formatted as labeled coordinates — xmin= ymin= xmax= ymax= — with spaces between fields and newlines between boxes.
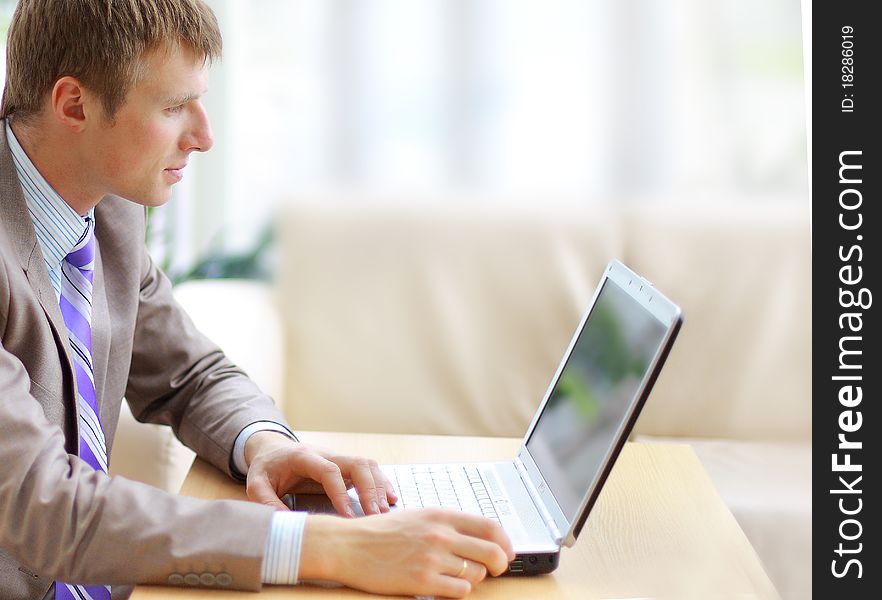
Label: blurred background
xmin=1 ymin=2 xmax=811 ymax=598
xmin=2 ymin=0 xmax=808 ymax=279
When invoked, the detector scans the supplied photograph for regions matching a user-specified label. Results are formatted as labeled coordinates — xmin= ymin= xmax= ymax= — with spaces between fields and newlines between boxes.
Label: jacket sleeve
xmin=123 ymin=243 xmax=292 ymax=479
xmin=0 ymin=268 xmax=275 ymax=590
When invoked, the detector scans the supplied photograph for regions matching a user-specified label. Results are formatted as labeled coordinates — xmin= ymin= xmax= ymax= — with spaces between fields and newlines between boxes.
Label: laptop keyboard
xmin=388 ymin=465 xmax=501 ymax=522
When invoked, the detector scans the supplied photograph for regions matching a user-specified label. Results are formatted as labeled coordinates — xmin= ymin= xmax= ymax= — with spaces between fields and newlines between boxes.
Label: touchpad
xmin=288 ymin=490 xmax=369 ymax=516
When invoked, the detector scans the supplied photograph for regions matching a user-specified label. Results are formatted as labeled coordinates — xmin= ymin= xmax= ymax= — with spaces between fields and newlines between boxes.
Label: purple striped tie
xmin=55 ymin=217 xmax=112 ymax=600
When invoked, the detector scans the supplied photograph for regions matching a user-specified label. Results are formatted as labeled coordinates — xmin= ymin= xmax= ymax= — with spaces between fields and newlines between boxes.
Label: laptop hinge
xmin=514 ymin=458 xmax=562 ymax=544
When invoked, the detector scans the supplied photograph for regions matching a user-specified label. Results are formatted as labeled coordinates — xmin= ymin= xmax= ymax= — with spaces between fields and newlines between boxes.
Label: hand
xmin=299 ymin=508 xmax=516 ymax=598
xmin=243 ymin=431 xmax=397 ymax=517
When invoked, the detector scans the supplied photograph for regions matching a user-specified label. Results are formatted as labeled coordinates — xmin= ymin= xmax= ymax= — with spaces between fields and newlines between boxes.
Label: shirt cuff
xmin=231 ymin=420 xmax=299 ymax=479
xmin=262 ymin=510 xmax=308 ymax=584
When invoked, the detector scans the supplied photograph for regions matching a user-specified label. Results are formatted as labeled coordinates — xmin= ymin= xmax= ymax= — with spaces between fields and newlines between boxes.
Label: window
xmin=1 ymin=0 xmax=808 ymax=273
xmin=202 ymin=0 xmax=807 ymax=251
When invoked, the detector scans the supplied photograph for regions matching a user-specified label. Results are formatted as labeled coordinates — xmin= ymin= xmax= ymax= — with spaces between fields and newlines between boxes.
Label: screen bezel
xmin=516 ymin=259 xmax=683 ymax=547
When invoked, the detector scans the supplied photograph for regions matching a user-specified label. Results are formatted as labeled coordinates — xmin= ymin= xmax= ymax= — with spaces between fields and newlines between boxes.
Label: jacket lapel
xmin=0 ymin=120 xmax=81 ymax=435
xmin=90 ymin=237 xmax=112 ymax=432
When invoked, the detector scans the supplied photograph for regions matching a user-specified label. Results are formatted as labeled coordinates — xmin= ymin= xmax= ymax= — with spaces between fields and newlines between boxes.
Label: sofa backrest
xmin=276 ymin=201 xmax=810 ymax=442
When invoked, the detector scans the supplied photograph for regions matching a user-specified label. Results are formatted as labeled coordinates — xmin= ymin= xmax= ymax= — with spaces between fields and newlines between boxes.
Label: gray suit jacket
xmin=0 ymin=120 xmax=288 ymax=599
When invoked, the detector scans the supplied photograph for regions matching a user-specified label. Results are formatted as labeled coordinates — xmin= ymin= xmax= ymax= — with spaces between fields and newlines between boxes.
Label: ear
xmin=49 ymin=76 xmax=92 ymax=132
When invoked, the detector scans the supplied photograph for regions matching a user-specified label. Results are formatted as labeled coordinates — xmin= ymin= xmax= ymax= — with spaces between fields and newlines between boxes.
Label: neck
xmin=9 ymin=118 xmax=102 ymax=216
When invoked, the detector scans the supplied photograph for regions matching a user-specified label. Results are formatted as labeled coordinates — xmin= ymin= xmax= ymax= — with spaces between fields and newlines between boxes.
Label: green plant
xmin=145 ymin=206 xmax=275 ymax=285
xmin=171 ymin=223 xmax=274 ymax=285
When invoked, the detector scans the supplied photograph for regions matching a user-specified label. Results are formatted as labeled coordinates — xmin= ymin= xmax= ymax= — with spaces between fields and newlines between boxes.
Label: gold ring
xmin=455 ymin=559 xmax=468 ymax=578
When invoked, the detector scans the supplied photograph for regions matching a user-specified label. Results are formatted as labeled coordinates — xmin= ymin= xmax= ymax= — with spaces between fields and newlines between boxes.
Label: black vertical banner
xmin=813 ymin=2 xmax=880 ymax=598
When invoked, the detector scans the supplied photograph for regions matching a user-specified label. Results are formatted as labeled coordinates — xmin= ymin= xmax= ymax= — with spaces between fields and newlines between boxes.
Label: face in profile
xmin=84 ymin=43 xmax=214 ymax=206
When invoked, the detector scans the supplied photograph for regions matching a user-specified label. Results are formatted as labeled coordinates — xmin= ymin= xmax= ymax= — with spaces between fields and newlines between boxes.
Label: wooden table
xmin=132 ymin=431 xmax=779 ymax=599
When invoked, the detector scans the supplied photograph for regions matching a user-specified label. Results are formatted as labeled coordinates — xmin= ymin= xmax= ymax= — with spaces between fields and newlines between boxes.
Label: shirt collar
xmin=5 ymin=121 xmax=94 ymax=272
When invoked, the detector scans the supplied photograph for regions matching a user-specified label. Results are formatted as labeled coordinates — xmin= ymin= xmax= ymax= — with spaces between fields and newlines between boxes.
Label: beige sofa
xmin=111 ymin=201 xmax=810 ymax=599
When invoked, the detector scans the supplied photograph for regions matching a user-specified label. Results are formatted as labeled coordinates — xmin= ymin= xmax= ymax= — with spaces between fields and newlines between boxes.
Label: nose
xmin=181 ymin=100 xmax=214 ymax=153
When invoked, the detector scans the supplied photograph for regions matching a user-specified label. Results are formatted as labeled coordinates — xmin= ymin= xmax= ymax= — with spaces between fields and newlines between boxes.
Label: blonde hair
xmin=1 ymin=0 xmax=222 ymax=122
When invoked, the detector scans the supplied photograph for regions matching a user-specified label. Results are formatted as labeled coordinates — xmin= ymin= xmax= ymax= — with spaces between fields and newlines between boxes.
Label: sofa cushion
xmin=109 ymin=403 xmax=196 ymax=493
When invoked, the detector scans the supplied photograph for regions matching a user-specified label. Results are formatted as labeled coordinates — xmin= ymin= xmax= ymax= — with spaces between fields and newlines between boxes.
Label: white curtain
xmin=196 ymin=0 xmax=806 ymax=254
xmin=0 ymin=0 xmax=809 ymax=265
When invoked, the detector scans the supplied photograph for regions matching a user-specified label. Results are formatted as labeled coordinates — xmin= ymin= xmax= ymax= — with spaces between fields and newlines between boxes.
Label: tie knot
xmin=65 ymin=217 xmax=95 ymax=270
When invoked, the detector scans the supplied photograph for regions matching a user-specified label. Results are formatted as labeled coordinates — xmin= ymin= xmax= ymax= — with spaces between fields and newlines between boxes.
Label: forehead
xmin=134 ymin=43 xmax=210 ymax=103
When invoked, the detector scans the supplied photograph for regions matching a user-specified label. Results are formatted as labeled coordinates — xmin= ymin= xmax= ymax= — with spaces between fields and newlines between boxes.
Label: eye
xmin=165 ymin=104 xmax=185 ymax=114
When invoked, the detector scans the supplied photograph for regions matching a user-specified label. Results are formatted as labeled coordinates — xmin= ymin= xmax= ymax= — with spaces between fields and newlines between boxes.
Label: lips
xmin=164 ymin=164 xmax=187 ymax=182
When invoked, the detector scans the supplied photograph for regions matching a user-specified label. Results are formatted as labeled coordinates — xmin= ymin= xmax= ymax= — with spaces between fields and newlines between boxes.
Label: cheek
xmin=104 ymin=120 xmax=174 ymax=175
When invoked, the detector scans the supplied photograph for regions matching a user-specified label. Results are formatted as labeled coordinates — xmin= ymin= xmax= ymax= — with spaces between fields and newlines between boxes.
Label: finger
xmin=245 ymin=471 xmax=291 ymax=511
xmin=345 ymin=458 xmax=381 ymax=515
xmin=369 ymin=462 xmax=391 ymax=511
xmin=378 ymin=467 xmax=398 ymax=507
xmin=296 ymin=453 xmax=356 ymax=517
xmin=383 ymin=475 xmax=398 ymax=504
xmin=447 ymin=512 xmax=516 ymax=563
xmin=448 ymin=530 xmax=511 ymax=577
xmin=448 ymin=557 xmax=487 ymax=585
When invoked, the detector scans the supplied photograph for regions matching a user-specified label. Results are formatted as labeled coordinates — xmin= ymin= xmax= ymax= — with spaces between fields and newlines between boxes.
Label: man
xmin=0 ymin=1 xmax=514 ymax=599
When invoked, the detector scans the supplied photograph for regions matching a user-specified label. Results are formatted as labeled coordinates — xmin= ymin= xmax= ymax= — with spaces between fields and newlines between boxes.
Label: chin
xmin=148 ymin=195 xmax=174 ymax=207
xmin=125 ymin=188 xmax=174 ymax=207
xmin=123 ymin=198 xmax=170 ymax=208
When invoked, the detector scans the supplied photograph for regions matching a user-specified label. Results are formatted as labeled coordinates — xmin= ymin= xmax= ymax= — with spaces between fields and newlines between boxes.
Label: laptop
xmin=296 ymin=259 xmax=683 ymax=575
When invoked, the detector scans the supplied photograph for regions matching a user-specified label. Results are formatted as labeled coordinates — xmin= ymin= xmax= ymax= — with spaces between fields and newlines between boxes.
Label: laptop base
xmin=509 ymin=551 xmax=560 ymax=575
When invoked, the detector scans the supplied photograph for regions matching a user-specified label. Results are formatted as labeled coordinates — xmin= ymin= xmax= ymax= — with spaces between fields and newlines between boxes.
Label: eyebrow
xmin=160 ymin=90 xmax=207 ymax=106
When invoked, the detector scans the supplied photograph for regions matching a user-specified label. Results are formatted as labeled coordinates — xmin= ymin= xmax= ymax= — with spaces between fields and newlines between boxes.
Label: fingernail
xmin=370 ymin=501 xmax=379 ymax=514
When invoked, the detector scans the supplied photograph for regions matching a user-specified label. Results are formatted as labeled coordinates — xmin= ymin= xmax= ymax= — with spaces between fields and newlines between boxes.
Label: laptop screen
xmin=524 ymin=278 xmax=670 ymax=520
